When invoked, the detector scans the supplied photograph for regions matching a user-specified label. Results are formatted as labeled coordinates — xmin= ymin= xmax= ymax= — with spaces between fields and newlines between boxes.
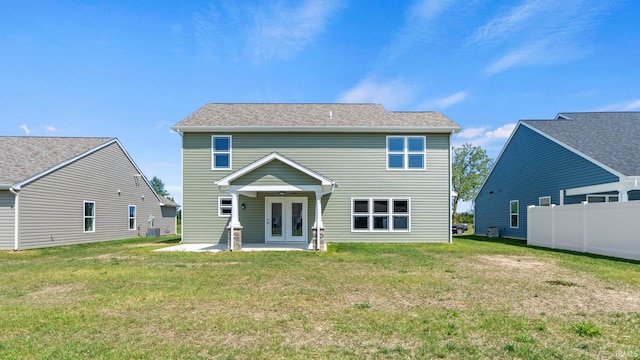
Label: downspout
xmin=448 ymin=131 xmax=453 ymax=244
xmin=9 ymin=187 xmax=19 ymax=250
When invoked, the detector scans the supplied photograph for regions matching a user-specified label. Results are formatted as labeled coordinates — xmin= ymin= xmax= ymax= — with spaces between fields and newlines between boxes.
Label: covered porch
xmin=215 ymin=152 xmax=335 ymax=251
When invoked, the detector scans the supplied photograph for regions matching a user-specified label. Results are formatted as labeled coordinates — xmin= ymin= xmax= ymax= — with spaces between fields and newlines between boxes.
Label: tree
xmin=149 ymin=176 xmax=169 ymax=197
xmin=452 ymin=143 xmax=493 ymax=224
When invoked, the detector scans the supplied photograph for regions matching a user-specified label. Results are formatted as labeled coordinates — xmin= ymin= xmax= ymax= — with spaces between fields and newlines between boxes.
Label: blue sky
xmin=2 ymin=0 xmax=639 ymax=210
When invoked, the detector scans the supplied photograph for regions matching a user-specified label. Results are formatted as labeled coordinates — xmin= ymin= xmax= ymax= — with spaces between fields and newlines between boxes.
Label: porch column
xmin=619 ymin=189 xmax=629 ymax=202
xmin=312 ymin=192 xmax=325 ymax=251
xmin=228 ymin=192 xmax=243 ymax=251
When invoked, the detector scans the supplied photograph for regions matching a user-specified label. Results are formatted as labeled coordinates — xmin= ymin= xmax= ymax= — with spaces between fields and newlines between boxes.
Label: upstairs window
xmin=212 ymin=135 xmax=232 ymax=170
xmin=387 ymin=136 xmax=425 ymax=170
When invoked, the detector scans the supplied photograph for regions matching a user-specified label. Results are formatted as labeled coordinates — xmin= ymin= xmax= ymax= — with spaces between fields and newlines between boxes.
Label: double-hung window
xmin=510 ymin=200 xmax=519 ymax=228
xmin=387 ymin=136 xmax=425 ymax=170
xmin=128 ymin=205 xmax=136 ymax=230
xmin=352 ymin=198 xmax=410 ymax=232
xmin=218 ymin=197 xmax=232 ymax=217
xmin=212 ymin=135 xmax=232 ymax=170
xmin=84 ymin=201 xmax=95 ymax=233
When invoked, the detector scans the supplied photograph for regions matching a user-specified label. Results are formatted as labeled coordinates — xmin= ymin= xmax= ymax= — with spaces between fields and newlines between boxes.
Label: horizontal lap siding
xmin=182 ymin=132 xmax=451 ymax=244
xmin=475 ymin=125 xmax=618 ymax=239
xmin=0 ymin=191 xmax=15 ymax=249
xmin=18 ymin=143 xmax=175 ymax=250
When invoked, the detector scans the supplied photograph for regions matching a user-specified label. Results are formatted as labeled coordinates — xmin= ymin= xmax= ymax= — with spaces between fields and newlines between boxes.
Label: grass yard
xmin=1 ymin=236 xmax=639 ymax=359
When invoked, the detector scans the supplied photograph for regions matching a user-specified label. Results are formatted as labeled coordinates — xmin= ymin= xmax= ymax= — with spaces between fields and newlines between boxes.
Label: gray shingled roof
xmin=521 ymin=112 xmax=640 ymax=176
xmin=173 ymin=103 xmax=460 ymax=130
xmin=0 ymin=136 xmax=115 ymax=186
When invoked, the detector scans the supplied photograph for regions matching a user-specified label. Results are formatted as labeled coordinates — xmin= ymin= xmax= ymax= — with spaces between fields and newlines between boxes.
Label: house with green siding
xmin=173 ymin=103 xmax=461 ymax=250
xmin=0 ymin=137 xmax=179 ymax=250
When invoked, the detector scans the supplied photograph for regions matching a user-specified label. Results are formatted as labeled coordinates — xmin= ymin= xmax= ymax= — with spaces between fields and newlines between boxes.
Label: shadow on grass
xmin=155 ymin=236 xmax=182 ymax=245
xmin=456 ymin=234 xmax=640 ymax=265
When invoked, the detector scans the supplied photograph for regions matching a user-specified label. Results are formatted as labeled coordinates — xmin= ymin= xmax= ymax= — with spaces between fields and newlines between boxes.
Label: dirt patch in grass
xmin=470 ymin=255 xmax=640 ymax=317
xmin=26 ymin=283 xmax=87 ymax=306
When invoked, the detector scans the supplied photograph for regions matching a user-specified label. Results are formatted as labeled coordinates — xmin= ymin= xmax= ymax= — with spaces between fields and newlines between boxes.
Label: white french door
xmin=265 ymin=197 xmax=307 ymax=243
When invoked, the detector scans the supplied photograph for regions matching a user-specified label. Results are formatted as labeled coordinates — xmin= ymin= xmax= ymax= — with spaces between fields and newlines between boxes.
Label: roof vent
xmin=328 ymin=111 xmax=333 ymax=119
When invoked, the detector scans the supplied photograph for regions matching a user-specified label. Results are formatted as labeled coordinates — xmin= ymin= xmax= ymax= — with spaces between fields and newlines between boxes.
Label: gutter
xmin=172 ymin=125 xmax=461 ymax=134
xmin=8 ymin=186 xmax=19 ymax=250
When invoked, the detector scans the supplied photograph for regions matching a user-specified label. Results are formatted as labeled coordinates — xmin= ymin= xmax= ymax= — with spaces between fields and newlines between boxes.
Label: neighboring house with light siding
xmin=0 ymin=136 xmax=179 ymax=250
xmin=172 ymin=103 xmax=461 ymax=250
xmin=475 ymin=112 xmax=640 ymax=239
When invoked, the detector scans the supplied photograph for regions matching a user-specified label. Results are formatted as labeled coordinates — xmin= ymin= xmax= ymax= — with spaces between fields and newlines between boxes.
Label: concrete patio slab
xmin=154 ymin=242 xmax=315 ymax=252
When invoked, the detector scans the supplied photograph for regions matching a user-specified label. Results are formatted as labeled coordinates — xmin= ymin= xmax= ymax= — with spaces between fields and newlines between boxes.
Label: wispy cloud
xmin=387 ymin=0 xmax=455 ymax=61
xmin=419 ymin=91 xmax=469 ymax=109
xmin=250 ymin=0 xmax=344 ymax=62
xmin=46 ymin=125 xmax=56 ymax=133
xmin=457 ymin=127 xmax=487 ymax=139
xmin=485 ymin=123 xmax=516 ymax=139
xmin=336 ymin=79 xmax=416 ymax=110
xmin=453 ymin=123 xmax=517 ymax=158
xmin=597 ymin=99 xmax=640 ymax=111
xmin=471 ymin=0 xmax=613 ymax=75
xmin=192 ymin=1 xmax=344 ymax=64
xmin=20 ymin=124 xmax=31 ymax=135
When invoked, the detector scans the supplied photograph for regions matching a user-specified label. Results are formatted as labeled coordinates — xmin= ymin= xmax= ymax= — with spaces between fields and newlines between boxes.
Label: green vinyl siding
xmin=234 ymin=160 xmax=321 ymax=187
xmin=181 ymin=132 xmax=451 ymax=244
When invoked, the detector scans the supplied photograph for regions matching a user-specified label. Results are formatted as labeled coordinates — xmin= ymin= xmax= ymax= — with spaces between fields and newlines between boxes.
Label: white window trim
xmin=586 ymin=194 xmax=619 ymax=203
xmin=351 ymin=197 xmax=411 ymax=232
xmin=212 ymin=135 xmax=232 ymax=170
xmin=84 ymin=201 xmax=96 ymax=233
xmin=538 ymin=196 xmax=551 ymax=206
xmin=510 ymin=200 xmax=519 ymax=228
xmin=218 ymin=196 xmax=232 ymax=217
xmin=386 ymin=136 xmax=426 ymax=171
xmin=128 ymin=205 xmax=136 ymax=230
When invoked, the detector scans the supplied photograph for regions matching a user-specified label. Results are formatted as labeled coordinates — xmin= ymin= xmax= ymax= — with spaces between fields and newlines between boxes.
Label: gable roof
xmin=173 ymin=103 xmax=460 ymax=133
xmin=474 ymin=111 xmax=640 ymax=203
xmin=0 ymin=136 xmax=115 ymax=187
xmin=215 ymin=152 xmax=335 ymax=187
xmin=521 ymin=112 xmax=640 ymax=177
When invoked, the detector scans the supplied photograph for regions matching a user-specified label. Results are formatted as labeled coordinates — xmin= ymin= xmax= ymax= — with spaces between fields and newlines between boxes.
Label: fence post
xmin=550 ymin=204 xmax=556 ymax=249
xmin=582 ymin=201 xmax=588 ymax=253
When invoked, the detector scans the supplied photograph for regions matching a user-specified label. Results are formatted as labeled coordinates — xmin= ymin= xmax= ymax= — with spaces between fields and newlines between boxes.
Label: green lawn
xmin=1 ymin=235 xmax=639 ymax=359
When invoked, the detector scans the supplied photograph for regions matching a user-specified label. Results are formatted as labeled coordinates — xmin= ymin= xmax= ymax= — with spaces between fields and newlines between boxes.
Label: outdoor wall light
xmin=117 ymin=189 xmax=121 ymax=195
xmin=241 ymin=203 xmax=246 ymax=209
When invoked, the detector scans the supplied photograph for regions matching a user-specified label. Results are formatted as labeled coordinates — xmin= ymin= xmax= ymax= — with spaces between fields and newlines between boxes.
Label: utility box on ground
xmin=486 ymin=227 xmax=499 ymax=238
xmin=147 ymin=228 xmax=160 ymax=237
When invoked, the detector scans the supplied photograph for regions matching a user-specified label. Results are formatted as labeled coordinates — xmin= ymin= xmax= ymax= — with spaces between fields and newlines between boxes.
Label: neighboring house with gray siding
xmin=0 ymin=136 xmax=179 ymax=250
xmin=475 ymin=112 xmax=640 ymax=239
xmin=173 ymin=103 xmax=461 ymax=250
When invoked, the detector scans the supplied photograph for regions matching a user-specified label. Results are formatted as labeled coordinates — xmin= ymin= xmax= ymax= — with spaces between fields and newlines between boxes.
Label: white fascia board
xmin=172 ymin=126 xmax=460 ymax=134
xmin=565 ymin=182 xmax=625 ymax=196
xmin=215 ymin=152 xmax=334 ymax=186
xmin=15 ymin=139 xmax=119 ymax=188
xmin=566 ymin=177 xmax=640 ymax=196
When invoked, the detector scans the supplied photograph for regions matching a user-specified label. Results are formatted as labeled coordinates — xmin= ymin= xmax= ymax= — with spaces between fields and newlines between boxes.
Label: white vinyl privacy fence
xmin=527 ymin=201 xmax=640 ymax=261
